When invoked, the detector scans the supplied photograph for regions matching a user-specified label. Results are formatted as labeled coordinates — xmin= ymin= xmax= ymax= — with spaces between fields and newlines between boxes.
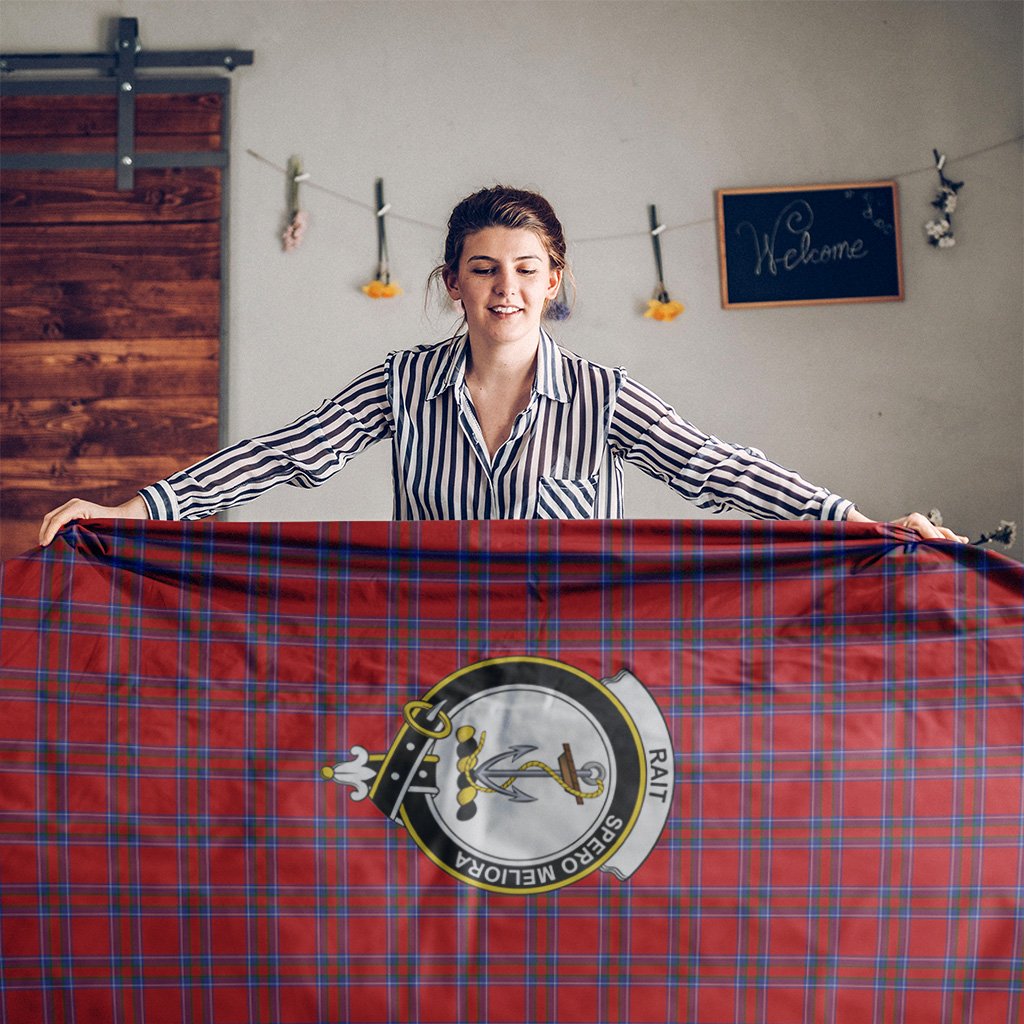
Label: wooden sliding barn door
xmin=0 ymin=21 xmax=251 ymax=561
xmin=0 ymin=93 xmax=223 ymax=559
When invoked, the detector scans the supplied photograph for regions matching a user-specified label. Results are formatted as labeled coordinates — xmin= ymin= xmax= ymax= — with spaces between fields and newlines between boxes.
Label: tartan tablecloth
xmin=1 ymin=519 xmax=1021 ymax=1024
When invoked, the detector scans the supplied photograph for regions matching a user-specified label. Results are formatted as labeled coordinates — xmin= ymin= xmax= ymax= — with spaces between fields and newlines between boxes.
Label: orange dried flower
xmin=361 ymin=279 xmax=403 ymax=299
xmin=644 ymin=299 xmax=685 ymax=322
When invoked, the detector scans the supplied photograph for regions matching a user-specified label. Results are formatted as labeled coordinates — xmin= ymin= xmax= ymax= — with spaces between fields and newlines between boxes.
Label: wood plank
xmin=1 ymin=339 xmax=219 ymax=398
xmin=0 ymin=134 xmax=223 ymax=154
xmin=1 ymin=397 xmax=219 ymax=459
xmin=1 ymin=279 xmax=219 ymax=340
xmin=1 ymin=456 xmax=202 ymax=523
xmin=0 ymin=94 xmax=223 ymax=137
xmin=1 ymin=169 xmax=222 ymax=224
xmin=1 ymin=223 xmax=220 ymax=283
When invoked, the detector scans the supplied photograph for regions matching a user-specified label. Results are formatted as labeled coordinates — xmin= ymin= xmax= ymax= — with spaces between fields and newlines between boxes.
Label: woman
xmin=39 ymin=186 xmax=966 ymax=545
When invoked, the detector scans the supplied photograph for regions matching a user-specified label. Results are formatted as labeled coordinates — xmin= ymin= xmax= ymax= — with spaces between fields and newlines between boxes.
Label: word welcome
xmin=736 ymin=200 xmax=868 ymax=277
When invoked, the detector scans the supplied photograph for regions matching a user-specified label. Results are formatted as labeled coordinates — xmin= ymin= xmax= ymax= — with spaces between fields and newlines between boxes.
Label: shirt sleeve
xmin=607 ymin=373 xmax=856 ymax=521
xmin=138 ymin=360 xmax=394 ymax=520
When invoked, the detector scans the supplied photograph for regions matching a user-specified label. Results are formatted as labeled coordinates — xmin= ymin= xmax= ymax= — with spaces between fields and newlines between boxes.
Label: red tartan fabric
xmin=0 ymin=520 xmax=1021 ymax=1024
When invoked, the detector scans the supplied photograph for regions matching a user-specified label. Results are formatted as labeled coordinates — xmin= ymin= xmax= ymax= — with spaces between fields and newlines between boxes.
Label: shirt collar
xmin=535 ymin=328 xmax=571 ymax=403
xmin=426 ymin=334 xmax=469 ymax=400
xmin=426 ymin=329 xmax=570 ymax=403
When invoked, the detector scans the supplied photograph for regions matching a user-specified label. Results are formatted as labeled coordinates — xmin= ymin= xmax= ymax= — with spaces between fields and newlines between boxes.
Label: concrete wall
xmin=4 ymin=0 xmax=1022 ymax=555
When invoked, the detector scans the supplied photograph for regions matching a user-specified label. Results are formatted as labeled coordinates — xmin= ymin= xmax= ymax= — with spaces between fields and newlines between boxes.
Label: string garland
xmin=246 ymin=133 xmax=1022 ymax=245
xmin=251 ymin=133 xmax=1021 ymax=322
xmin=248 ymin=149 xmax=439 ymax=231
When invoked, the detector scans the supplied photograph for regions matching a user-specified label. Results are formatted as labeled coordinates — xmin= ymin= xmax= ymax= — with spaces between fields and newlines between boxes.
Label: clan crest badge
xmin=322 ymin=657 xmax=674 ymax=894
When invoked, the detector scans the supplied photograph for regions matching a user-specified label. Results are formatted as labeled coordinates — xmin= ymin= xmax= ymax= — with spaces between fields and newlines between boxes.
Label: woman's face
xmin=445 ymin=227 xmax=561 ymax=349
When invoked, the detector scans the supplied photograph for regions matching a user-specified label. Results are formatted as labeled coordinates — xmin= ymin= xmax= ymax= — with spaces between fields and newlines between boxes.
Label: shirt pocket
xmin=534 ymin=475 xmax=599 ymax=519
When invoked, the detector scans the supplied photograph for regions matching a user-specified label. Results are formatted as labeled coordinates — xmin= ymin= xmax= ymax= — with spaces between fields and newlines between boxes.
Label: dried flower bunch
xmin=644 ymin=204 xmax=684 ymax=322
xmin=363 ymin=178 xmax=402 ymax=299
xmin=644 ymin=297 xmax=685 ymax=322
xmin=282 ymin=210 xmax=308 ymax=252
xmin=974 ymin=521 xmax=1017 ymax=548
xmin=924 ymin=150 xmax=963 ymax=250
xmin=932 ymin=510 xmax=1017 ymax=548
xmin=362 ymin=279 xmax=402 ymax=299
xmin=546 ymin=277 xmax=572 ymax=322
xmin=282 ymin=156 xmax=309 ymax=253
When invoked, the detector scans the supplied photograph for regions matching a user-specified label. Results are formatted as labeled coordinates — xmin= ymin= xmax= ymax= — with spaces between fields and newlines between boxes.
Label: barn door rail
xmin=1 ymin=17 xmax=253 ymax=189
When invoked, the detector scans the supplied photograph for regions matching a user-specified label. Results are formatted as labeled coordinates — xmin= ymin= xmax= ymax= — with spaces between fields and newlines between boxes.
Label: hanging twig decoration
xmin=924 ymin=149 xmax=964 ymax=249
xmin=644 ymin=204 xmax=684 ymax=322
xmin=362 ymin=178 xmax=402 ymax=298
xmin=281 ymin=156 xmax=309 ymax=252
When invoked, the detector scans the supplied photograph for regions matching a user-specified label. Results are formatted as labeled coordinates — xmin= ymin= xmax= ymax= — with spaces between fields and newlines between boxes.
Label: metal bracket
xmin=116 ymin=18 xmax=140 ymax=189
xmin=1 ymin=16 xmax=254 ymax=191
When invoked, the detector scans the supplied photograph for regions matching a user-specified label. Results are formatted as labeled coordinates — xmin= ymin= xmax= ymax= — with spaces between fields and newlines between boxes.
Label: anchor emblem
xmin=453 ymin=726 xmax=606 ymax=818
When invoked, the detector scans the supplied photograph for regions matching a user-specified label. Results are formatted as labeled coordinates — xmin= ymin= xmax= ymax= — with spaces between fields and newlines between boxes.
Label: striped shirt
xmin=139 ymin=331 xmax=855 ymax=522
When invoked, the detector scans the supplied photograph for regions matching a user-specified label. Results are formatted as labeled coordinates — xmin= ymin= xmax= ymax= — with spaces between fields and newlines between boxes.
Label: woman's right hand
xmin=39 ymin=494 xmax=149 ymax=548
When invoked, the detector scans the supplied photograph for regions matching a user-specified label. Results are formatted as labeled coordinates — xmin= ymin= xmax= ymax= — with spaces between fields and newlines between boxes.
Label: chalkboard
xmin=716 ymin=181 xmax=904 ymax=309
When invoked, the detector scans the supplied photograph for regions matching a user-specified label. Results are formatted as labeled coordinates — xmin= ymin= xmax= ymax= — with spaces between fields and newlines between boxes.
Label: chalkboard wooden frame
xmin=716 ymin=181 xmax=904 ymax=309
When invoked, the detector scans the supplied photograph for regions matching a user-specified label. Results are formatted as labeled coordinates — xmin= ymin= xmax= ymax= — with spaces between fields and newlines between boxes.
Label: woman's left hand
xmin=848 ymin=508 xmax=969 ymax=543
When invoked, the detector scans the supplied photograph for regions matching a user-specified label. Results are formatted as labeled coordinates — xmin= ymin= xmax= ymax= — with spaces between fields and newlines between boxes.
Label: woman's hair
xmin=428 ymin=185 xmax=573 ymax=320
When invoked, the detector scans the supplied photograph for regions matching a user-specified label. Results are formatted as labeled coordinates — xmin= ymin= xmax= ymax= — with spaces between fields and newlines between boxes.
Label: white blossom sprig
xmin=924 ymin=150 xmax=963 ymax=249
